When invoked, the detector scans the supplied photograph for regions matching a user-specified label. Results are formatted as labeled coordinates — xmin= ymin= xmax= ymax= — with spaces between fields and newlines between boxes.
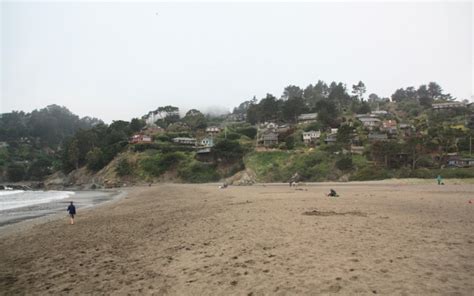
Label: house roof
xmin=359 ymin=117 xmax=381 ymax=122
xmin=298 ymin=113 xmax=318 ymax=120
xmin=263 ymin=132 xmax=278 ymax=140
xmin=303 ymin=130 xmax=320 ymax=134
xmin=173 ymin=137 xmax=196 ymax=141
xmin=368 ymin=133 xmax=388 ymax=140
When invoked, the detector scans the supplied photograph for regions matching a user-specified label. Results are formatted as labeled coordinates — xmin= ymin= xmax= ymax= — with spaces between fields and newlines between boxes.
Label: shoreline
xmin=0 ymin=188 xmax=127 ymax=239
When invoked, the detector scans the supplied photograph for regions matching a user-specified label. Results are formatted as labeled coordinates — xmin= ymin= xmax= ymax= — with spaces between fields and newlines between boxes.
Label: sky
xmin=1 ymin=1 xmax=473 ymax=123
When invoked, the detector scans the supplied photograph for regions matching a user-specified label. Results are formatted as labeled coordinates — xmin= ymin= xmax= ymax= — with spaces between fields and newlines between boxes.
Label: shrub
xmin=436 ymin=168 xmax=474 ymax=179
xmin=350 ymin=166 xmax=391 ymax=181
xmin=116 ymin=159 xmax=133 ymax=176
xmin=236 ymin=127 xmax=257 ymax=139
xmin=7 ymin=163 xmax=26 ymax=182
xmin=409 ymin=168 xmax=434 ymax=179
xmin=27 ymin=157 xmax=53 ymax=180
xmin=178 ymin=161 xmax=220 ymax=183
xmin=336 ymin=157 xmax=353 ymax=171
xmin=224 ymin=132 xmax=241 ymax=140
xmin=140 ymin=152 xmax=186 ymax=177
xmin=285 ymin=135 xmax=295 ymax=150
xmin=212 ymin=139 xmax=244 ymax=161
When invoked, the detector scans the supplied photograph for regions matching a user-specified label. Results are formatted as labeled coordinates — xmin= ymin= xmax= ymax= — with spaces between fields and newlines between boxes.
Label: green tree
xmin=352 ymin=81 xmax=366 ymax=100
xmin=283 ymin=96 xmax=308 ymax=123
xmin=183 ymin=109 xmax=207 ymax=130
xmin=153 ymin=105 xmax=180 ymax=127
xmin=315 ymin=99 xmax=338 ymax=128
xmin=130 ymin=118 xmax=146 ymax=133
xmin=336 ymin=125 xmax=354 ymax=149
xmin=303 ymin=80 xmax=329 ymax=109
xmin=282 ymin=85 xmax=303 ymax=100
xmin=212 ymin=139 xmax=244 ymax=161
xmin=86 ymin=147 xmax=105 ymax=171
xmin=259 ymin=94 xmax=279 ymax=122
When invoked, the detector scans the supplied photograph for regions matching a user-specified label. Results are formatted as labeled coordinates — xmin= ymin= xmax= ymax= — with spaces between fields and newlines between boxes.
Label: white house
xmin=206 ymin=126 xmax=221 ymax=135
xmin=302 ymin=130 xmax=321 ymax=144
xmin=359 ymin=117 xmax=381 ymax=129
xmin=200 ymin=137 xmax=214 ymax=147
xmin=129 ymin=134 xmax=152 ymax=144
xmin=172 ymin=137 xmax=197 ymax=146
xmin=298 ymin=113 xmax=318 ymax=123
xmin=432 ymin=102 xmax=466 ymax=110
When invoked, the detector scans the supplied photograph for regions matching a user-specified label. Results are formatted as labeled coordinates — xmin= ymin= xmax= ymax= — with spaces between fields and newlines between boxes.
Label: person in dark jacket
xmin=67 ymin=201 xmax=76 ymax=225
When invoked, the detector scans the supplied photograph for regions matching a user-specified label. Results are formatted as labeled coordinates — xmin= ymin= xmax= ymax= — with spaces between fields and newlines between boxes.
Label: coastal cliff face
xmin=41 ymin=147 xmax=474 ymax=190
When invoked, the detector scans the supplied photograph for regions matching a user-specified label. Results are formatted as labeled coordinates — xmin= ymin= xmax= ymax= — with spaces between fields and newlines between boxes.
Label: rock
xmin=226 ymin=169 xmax=256 ymax=186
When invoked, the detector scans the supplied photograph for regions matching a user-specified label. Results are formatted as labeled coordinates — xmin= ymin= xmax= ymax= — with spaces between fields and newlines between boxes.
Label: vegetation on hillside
xmin=1 ymin=80 xmax=473 ymax=185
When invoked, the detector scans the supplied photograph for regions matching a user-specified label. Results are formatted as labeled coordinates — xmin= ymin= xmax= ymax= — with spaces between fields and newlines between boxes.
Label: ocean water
xmin=0 ymin=190 xmax=75 ymax=211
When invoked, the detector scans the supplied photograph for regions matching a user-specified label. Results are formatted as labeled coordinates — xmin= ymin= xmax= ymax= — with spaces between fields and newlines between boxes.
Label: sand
xmin=0 ymin=183 xmax=473 ymax=295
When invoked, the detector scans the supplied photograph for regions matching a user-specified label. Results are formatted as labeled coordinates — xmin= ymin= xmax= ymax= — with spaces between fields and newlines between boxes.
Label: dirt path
xmin=1 ymin=183 xmax=473 ymax=295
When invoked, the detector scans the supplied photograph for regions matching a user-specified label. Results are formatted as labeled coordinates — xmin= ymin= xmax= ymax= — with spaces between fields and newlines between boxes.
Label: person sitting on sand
xmin=327 ymin=189 xmax=339 ymax=197
xmin=437 ymin=175 xmax=444 ymax=185
xmin=67 ymin=201 xmax=76 ymax=225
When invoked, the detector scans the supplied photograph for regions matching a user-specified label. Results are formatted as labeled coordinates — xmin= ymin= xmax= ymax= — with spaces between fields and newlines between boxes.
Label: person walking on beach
xmin=67 ymin=201 xmax=76 ymax=225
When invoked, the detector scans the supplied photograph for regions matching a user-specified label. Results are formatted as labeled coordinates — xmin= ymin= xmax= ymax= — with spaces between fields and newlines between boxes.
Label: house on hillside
xmin=262 ymin=132 xmax=279 ymax=147
xmin=368 ymin=132 xmax=388 ymax=142
xmin=350 ymin=145 xmax=365 ymax=155
xmin=371 ymin=110 xmax=388 ymax=116
xmin=446 ymin=155 xmax=474 ymax=168
xmin=324 ymin=133 xmax=338 ymax=145
xmin=195 ymin=147 xmax=213 ymax=162
xmin=302 ymin=130 xmax=321 ymax=145
xmin=260 ymin=122 xmax=278 ymax=130
xmin=172 ymin=137 xmax=197 ymax=146
xmin=359 ymin=117 xmax=381 ymax=130
xmin=381 ymin=120 xmax=398 ymax=135
xmin=200 ymin=137 xmax=214 ymax=148
xmin=297 ymin=113 xmax=318 ymax=124
xmin=277 ymin=124 xmax=291 ymax=134
xmin=398 ymin=123 xmax=414 ymax=137
xmin=206 ymin=126 xmax=221 ymax=135
xmin=129 ymin=134 xmax=152 ymax=144
xmin=432 ymin=102 xmax=466 ymax=110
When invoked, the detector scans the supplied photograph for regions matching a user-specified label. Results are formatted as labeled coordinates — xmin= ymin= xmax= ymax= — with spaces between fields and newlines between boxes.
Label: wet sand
xmin=0 ymin=183 xmax=473 ymax=295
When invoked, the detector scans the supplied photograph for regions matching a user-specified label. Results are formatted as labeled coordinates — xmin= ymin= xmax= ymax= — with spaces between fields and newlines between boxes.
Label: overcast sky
xmin=1 ymin=1 xmax=473 ymax=123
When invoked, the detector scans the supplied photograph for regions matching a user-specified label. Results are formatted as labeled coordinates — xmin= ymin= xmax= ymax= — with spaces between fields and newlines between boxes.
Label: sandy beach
xmin=0 ymin=182 xmax=473 ymax=295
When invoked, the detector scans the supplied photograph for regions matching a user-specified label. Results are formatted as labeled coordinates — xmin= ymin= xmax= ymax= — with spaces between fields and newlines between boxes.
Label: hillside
xmin=1 ymin=80 xmax=474 ymax=187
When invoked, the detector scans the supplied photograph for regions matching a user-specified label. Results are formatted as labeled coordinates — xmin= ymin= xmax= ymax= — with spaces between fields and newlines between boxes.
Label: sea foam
xmin=0 ymin=190 xmax=75 ymax=211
